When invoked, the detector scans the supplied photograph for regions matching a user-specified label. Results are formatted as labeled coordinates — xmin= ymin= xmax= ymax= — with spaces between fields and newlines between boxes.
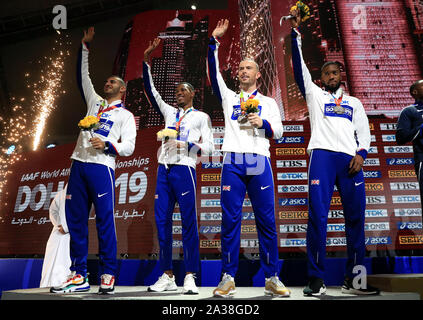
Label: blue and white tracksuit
xmin=143 ymin=61 xmax=214 ymax=273
xmin=66 ymin=42 xmax=137 ymax=277
xmin=396 ymin=101 xmax=423 ymax=221
xmin=207 ymin=37 xmax=284 ymax=278
xmin=291 ymin=28 xmax=371 ymax=280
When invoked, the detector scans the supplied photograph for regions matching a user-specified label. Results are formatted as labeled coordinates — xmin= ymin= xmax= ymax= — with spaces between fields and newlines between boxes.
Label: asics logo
xmin=98 ymin=192 xmax=108 ymax=198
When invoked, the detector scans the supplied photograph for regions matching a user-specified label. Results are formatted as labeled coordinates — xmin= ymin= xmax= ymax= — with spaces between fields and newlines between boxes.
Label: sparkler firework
xmin=0 ymin=33 xmax=70 ymax=203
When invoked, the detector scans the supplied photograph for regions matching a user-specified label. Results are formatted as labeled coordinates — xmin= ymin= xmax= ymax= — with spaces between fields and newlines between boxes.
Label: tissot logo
xmin=382 ymin=134 xmax=396 ymax=142
xmin=276 ymin=160 xmax=307 ymax=168
xmin=380 ymin=123 xmax=397 ymax=130
xmin=283 ymin=125 xmax=304 ymax=132
xmin=390 ymin=182 xmax=418 ymax=190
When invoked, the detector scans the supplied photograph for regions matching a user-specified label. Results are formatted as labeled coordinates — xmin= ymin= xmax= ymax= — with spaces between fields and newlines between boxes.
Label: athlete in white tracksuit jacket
xmin=289 ymin=11 xmax=378 ymax=295
xmin=51 ymin=27 xmax=137 ymax=295
xmin=143 ymin=38 xmax=214 ymax=294
xmin=207 ymin=19 xmax=291 ymax=298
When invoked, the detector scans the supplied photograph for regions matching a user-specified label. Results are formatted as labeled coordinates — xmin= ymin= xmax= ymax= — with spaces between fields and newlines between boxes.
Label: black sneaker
xmin=303 ymin=277 xmax=326 ymax=296
xmin=341 ymin=277 xmax=380 ymax=295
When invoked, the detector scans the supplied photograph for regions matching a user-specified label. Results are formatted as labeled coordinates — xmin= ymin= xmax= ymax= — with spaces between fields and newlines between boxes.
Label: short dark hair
xmin=321 ymin=61 xmax=342 ymax=73
xmin=177 ymin=82 xmax=195 ymax=93
xmin=109 ymin=75 xmax=126 ymax=88
xmin=410 ymin=80 xmax=423 ymax=97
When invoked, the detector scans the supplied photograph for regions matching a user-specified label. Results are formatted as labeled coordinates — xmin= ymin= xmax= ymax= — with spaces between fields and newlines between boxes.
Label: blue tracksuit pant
xmin=220 ymin=152 xmax=279 ymax=278
xmin=307 ymin=149 xmax=366 ymax=280
xmin=154 ymin=164 xmax=200 ymax=273
xmin=65 ymin=160 xmax=117 ymax=277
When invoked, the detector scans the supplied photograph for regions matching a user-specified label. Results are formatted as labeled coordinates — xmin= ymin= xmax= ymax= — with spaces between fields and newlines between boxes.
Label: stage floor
xmin=1 ymin=286 xmax=419 ymax=300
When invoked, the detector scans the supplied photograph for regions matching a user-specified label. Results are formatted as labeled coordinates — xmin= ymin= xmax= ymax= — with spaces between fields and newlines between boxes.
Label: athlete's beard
xmin=323 ymin=81 xmax=341 ymax=93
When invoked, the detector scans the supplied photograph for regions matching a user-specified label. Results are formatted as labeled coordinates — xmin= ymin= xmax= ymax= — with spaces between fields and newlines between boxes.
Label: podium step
xmin=367 ymin=274 xmax=423 ymax=299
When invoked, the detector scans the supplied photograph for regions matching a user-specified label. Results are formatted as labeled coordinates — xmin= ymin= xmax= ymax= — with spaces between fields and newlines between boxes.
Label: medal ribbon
xmin=240 ymin=89 xmax=258 ymax=105
xmin=97 ymin=101 xmax=122 ymax=120
xmin=175 ymin=107 xmax=195 ymax=132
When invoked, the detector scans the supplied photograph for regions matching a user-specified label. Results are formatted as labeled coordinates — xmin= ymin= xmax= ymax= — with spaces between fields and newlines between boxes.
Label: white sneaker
xmin=213 ymin=273 xmax=236 ymax=297
xmin=148 ymin=273 xmax=178 ymax=292
xmin=183 ymin=273 xmax=199 ymax=295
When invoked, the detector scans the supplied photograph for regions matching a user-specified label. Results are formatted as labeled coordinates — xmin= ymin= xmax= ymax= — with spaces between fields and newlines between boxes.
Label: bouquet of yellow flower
xmin=241 ymin=99 xmax=259 ymax=115
xmin=291 ymin=1 xmax=311 ymax=22
xmin=78 ymin=115 xmax=100 ymax=137
xmin=157 ymin=128 xmax=178 ymax=142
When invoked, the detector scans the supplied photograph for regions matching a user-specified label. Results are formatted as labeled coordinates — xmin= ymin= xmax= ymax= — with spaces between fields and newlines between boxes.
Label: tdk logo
xmin=276 ymin=136 xmax=305 ymax=144
xmin=279 ymin=198 xmax=308 ymax=206
xmin=276 ymin=160 xmax=307 ymax=168
xmin=386 ymin=158 xmax=414 ymax=165
xmin=392 ymin=195 xmax=420 ymax=204
xmin=277 ymin=172 xmax=308 ymax=180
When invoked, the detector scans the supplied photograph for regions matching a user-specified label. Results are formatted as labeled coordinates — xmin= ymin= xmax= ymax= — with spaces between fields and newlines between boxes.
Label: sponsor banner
xmin=386 ymin=158 xmax=414 ymax=166
xmin=388 ymin=170 xmax=416 ymax=178
xmin=363 ymin=158 xmax=380 ymax=166
xmin=390 ymin=182 xmax=419 ymax=190
xmin=200 ymin=225 xmax=221 ymax=234
xmin=283 ymin=124 xmax=304 ymax=132
xmin=394 ymin=208 xmax=422 ymax=217
xmin=275 ymin=136 xmax=305 ymax=144
xmin=200 ymin=240 xmax=221 ymax=248
xmin=397 ymin=222 xmax=423 ymax=230
xmin=202 ymin=162 xmax=223 ymax=169
xmin=241 ymin=239 xmax=260 ymax=248
xmin=241 ymin=225 xmax=257 ymax=234
xmin=380 ymin=123 xmax=397 ymax=131
xmin=277 ymin=172 xmax=308 ymax=180
xmin=384 ymin=146 xmax=413 ymax=154
xmin=365 ymin=237 xmax=392 ymax=245
xmin=276 ymin=160 xmax=307 ymax=168
xmin=399 ymin=235 xmax=423 ymax=245
xmin=363 ymin=171 xmax=382 ymax=178
xmin=278 ymin=184 xmax=308 ymax=193
xmin=173 ymin=213 xmax=181 ymax=221
xmin=382 ymin=134 xmax=396 ymax=142
xmin=200 ymin=212 xmax=255 ymax=221
xmin=275 ymin=148 xmax=306 ymax=156
xmin=392 ymin=195 xmax=420 ymax=204
xmin=331 ymin=197 xmax=342 ymax=205
xmin=365 ymin=183 xmax=384 ymax=191
xmin=329 ymin=210 xmax=344 ymax=219
xmin=172 ymin=226 xmax=182 ymax=234
xmin=201 ymin=199 xmax=251 ymax=207
xmin=214 ymin=137 xmax=224 ymax=145
xmin=371 ymin=135 xmax=376 ymax=142
xmin=365 ymin=209 xmax=389 ymax=218
xmin=280 ymin=238 xmax=307 ymax=247
xmin=212 ymin=126 xmax=225 ymax=133
xmin=172 ymin=240 xmax=183 ymax=248
xmin=201 ymin=174 xmax=221 ymax=182
xmin=366 ymin=195 xmax=386 ymax=204
xmin=201 ymin=186 xmax=221 ymax=194
xmin=279 ymin=198 xmax=308 ymax=206
xmin=326 ymin=237 xmax=347 ymax=246
xmin=279 ymin=222 xmax=390 ymax=233
xmin=279 ymin=211 xmax=308 ymax=219
xmin=280 ymin=224 xmax=307 ymax=233
xmin=368 ymin=146 xmax=378 ymax=154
